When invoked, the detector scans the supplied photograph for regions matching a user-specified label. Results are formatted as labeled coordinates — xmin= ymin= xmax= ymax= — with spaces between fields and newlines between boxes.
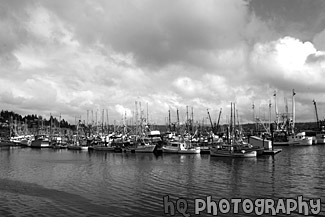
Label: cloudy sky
xmin=1 ymin=0 xmax=325 ymax=126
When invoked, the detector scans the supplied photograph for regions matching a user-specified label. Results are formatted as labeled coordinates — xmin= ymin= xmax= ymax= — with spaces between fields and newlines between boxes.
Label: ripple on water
xmin=1 ymin=147 xmax=325 ymax=216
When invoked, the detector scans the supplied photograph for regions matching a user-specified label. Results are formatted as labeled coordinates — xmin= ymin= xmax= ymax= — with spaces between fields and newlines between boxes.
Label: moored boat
xmin=162 ymin=141 xmax=200 ymax=154
xmin=30 ymin=135 xmax=51 ymax=148
xmin=210 ymin=143 xmax=257 ymax=158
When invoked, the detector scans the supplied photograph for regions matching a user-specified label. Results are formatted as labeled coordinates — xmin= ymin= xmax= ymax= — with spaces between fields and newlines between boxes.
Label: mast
xmin=233 ymin=103 xmax=236 ymax=135
xmin=191 ymin=107 xmax=194 ymax=133
xmin=102 ymin=109 xmax=104 ymax=135
xmin=216 ymin=108 xmax=222 ymax=134
xmin=176 ymin=108 xmax=179 ymax=134
xmin=59 ymin=113 xmax=61 ymax=137
xmin=252 ymin=102 xmax=256 ymax=132
xmin=87 ymin=110 xmax=89 ymax=126
xmin=274 ymin=90 xmax=279 ymax=130
xmin=313 ymin=99 xmax=320 ymax=130
xmin=292 ymin=89 xmax=296 ymax=134
xmin=50 ymin=113 xmax=52 ymax=140
xmin=186 ymin=106 xmax=189 ymax=133
xmin=230 ymin=102 xmax=233 ymax=136
xmin=207 ymin=109 xmax=214 ymax=133
xmin=135 ymin=101 xmax=138 ymax=134
xmin=236 ymin=109 xmax=239 ymax=129
xmin=168 ymin=110 xmax=171 ymax=131
xmin=106 ymin=109 xmax=109 ymax=133
xmin=95 ymin=110 xmax=98 ymax=134
xmin=269 ymin=100 xmax=272 ymax=133
xmin=146 ymin=102 xmax=149 ymax=126
xmin=139 ymin=102 xmax=142 ymax=134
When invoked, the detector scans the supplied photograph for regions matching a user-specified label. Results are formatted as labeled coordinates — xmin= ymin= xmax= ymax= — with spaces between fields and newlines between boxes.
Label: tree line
xmin=0 ymin=110 xmax=72 ymax=129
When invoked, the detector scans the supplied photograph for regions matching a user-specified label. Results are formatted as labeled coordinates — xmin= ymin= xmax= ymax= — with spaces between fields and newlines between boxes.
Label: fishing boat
xmin=10 ymin=135 xmax=33 ymax=147
xmin=133 ymin=139 xmax=156 ymax=153
xmin=210 ymin=143 xmax=257 ymax=158
xmin=162 ymin=141 xmax=180 ymax=153
xmin=178 ymin=141 xmax=201 ymax=154
xmin=30 ymin=135 xmax=51 ymax=148
xmin=67 ymin=138 xmax=88 ymax=150
xmin=287 ymin=132 xmax=313 ymax=146
xmin=210 ymin=102 xmax=257 ymax=158
xmin=0 ymin=137 xmax=15 ymax=149
xmin=162 ymin=141 xmax=201 ymax=154
xmin=315 ymin=128 xmax=325 ymax=144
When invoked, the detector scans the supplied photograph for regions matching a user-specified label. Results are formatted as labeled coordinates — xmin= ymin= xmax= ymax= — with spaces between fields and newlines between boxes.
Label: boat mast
xmin=216 ymin=108 xmax=222 ymax=135
xmin=168 ymin=109 xmax=171 ymax=131
xmin=176 ymin=108 xmax=179 ymax=134
xmin=269 ymin=100 xmax=272 ymax=133
xmin=135 ymin=101 xmax=138 ymax=135
xmin=191 ymin=107 xmax=194 ymax=134
xmin=230 ymin=103 xmax=232 ymax=136
xmin=146 ymin=102 xmax=149 ymax=126
xmin=292 ymin=89 xmax=296 ymax=134
xmin=230 ymin=102 xmax=233 ymax=143
xmin=186 ymin=106 xmax=189 ymax=133
xmin=102 ymin=109 xmax=104 ymax=135
xmin=106 ymin=109 xmax=109 ymax=134
xmin=233 ymin=103 xmax=236 ymax=136
xmin=207 ymin=109 xmax=214 ymax=134
xmin=313 ymin=99 xmax=320 ymax=130
xmin=274 ymin=90 xmax=279 ymax=130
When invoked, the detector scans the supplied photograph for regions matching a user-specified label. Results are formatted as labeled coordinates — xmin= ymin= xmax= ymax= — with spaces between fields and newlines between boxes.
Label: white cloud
xmin=1 ymin=0 xmax=325 ymax=124
xmin=115 ymin=104 xmax=132 ymax=118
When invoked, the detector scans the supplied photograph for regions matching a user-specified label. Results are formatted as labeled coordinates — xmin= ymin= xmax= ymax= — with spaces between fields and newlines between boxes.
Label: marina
xmin=1 ymin=0 xmax=325 ymax=216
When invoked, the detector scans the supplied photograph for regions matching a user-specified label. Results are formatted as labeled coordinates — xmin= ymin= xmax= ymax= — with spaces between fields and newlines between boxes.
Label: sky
xmin=1 ymin=0 xmax=325 ymax=126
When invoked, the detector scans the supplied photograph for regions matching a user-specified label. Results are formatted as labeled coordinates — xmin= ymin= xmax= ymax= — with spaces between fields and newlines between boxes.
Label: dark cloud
xmin=305 ymin=53 xmax=325 ymax=64
xmin=0 ymin=0 xmax=325 ymax=123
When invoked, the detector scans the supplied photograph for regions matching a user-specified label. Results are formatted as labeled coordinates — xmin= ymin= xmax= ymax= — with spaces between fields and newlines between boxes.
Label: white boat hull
xmin=162 ymin=143 xmax=201 ymax=154
xmin=288 ymin=138 xmax=313 ymax=146
xmin=178 ymin=147 xmax=201 ymax=154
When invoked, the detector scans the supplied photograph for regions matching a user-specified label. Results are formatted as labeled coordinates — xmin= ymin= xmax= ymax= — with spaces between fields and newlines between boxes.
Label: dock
xmin=262 ymin=149 xmax=282 ymax=155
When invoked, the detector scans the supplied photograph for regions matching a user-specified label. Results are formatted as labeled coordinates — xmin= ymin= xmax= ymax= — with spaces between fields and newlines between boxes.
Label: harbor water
xmin=0 ymin=146 xmax=324 ymax=216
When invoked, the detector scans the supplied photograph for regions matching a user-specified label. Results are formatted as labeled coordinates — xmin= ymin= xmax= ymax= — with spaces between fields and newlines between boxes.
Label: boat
xmin=10 ymin=135 xmax=33 ymax=147
xmin=315 ymin=128 xmax=325 ymax=144
xmin=162 ymin=141 xmax=180 ymax=153
xmin=0 ymin=137 xmax=15 ymax=149
xmin=210 ymin=142 xmax=257 ymax=158
xmin=178 ymin=141 xmax=201 ymax=154
xmin=162 ymin=141 xmax=201 ymax=154
xmin=67 ymin=139 xmax=88 ymax=150
xmin=133 ymin=140 xmax=156 ymax=153
xmin=287 ymin=132 xmax=313 ymax=146
xmin=30 ymin=135 xmax=51 ymax=148
xmin=272 ymin=131 xmax=313 ymax=146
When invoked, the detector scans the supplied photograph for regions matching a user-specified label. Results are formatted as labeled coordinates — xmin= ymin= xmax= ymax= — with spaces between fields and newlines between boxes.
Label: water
xmin=0 ymin=146 xmax=324 ymax=216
